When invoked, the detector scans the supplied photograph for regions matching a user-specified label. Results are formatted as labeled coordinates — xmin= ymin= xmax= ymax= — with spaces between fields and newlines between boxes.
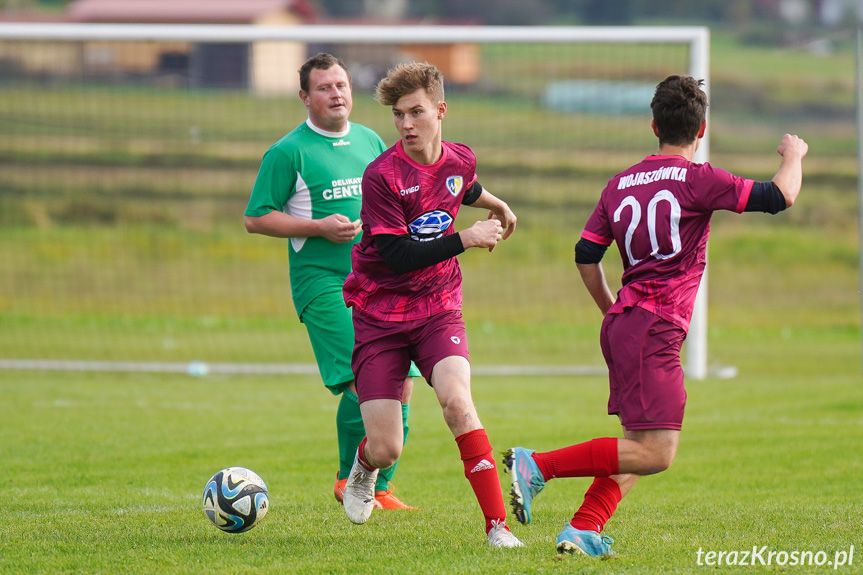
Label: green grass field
xmin=3 ymin=355 xmax=861 ymax=574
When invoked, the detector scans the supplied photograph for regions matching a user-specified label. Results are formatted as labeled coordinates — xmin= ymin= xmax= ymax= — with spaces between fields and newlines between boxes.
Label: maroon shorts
xmin=351 ymin=309 xmax=470 ymax=403
xmin=600 ymin=306 xmax=687 ymax=431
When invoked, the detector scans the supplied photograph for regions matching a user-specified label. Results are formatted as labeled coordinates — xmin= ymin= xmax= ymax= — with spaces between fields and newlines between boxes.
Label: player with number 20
xmin=504 ymin=74 xmax=808 ymax=558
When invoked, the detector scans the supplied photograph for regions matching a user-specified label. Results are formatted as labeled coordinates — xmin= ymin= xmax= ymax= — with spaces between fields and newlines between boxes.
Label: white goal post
xmin=0 ymin=22 xmax=711 ymax=379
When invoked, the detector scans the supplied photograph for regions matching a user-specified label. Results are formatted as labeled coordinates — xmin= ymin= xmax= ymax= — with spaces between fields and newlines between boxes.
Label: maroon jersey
xmin=582 ymin=155 xmax=754 ymax=330
xmin=344 ymin=140 xmax=478 ymax=322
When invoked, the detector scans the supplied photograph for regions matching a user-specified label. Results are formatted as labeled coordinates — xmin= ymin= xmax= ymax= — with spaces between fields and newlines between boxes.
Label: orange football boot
xmin=335 ymin=474 xmax=418 ymax=509
xmin=374 ymin=488 xmax=420 ymax=510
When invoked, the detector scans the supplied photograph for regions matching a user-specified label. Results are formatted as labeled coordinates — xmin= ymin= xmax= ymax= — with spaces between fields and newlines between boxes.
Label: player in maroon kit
xmin=504 ymin=75 xmax=808 ymax=557
xmin=340 ymin=62 xmax=523 ymax=548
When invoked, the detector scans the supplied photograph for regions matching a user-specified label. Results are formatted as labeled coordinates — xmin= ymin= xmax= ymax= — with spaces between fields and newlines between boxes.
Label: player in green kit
xmin=244 ymin=53 xmax=418 ymax=510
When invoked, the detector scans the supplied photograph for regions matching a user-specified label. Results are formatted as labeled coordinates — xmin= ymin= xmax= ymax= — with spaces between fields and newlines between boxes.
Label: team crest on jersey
xmin=408 ymin=209 xmax=454 ymax=241
xmin=445 ymin=175 xmax=463 ymax=197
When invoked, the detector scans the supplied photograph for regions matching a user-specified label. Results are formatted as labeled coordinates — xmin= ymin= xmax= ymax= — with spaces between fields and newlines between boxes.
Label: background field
xmin=0 ymin=26 xmax=861 ymax=574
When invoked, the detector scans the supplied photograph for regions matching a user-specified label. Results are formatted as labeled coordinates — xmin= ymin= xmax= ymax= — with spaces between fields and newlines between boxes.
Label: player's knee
xmin=643 ymin=451 xmax=675 ymax=475
xmin=368 ymin=441 xmax=402 ymax=469
xmin=440 ymin=398 xmax=477 ymax=431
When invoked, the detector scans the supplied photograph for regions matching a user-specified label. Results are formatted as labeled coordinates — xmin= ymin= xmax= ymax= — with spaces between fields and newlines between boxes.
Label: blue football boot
xmin=556 ymin=525 xmax=616 ymax=557
xmin=502 ymin=447 xmax=545 ymax=524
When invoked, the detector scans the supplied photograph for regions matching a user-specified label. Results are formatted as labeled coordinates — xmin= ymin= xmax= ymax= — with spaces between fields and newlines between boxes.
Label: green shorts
xmin=300 ymin=289 xmax=420 ymax=395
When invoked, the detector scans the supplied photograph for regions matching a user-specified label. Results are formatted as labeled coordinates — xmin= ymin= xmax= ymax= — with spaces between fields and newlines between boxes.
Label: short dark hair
xmin=375 ymin=62 xmax=445 ymax=107
xmin=650 ymin=75 xmax=708 ymax=147
xmin=298 ymin=53 xmax=351 ymax=93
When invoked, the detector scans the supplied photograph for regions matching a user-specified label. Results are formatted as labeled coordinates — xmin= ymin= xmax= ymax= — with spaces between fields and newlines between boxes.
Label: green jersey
xmin=246 ymin=120 xmax=386 ymax=316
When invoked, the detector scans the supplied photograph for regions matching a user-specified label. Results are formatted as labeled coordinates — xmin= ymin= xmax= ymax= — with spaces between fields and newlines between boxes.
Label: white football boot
xmin=487 ymin=520 xmax=524 ymax=548
xmin=343 ymin=449 xmax=379 ymax=524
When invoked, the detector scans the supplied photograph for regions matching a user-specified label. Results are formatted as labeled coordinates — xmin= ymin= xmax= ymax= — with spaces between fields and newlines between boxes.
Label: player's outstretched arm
xmin=245 ymin=211 xmax=362 ymax=243
xmin=468 ymin=189 xmax=517 ymax=241
xmin=771 ymin=133 xmax=809 ymax=208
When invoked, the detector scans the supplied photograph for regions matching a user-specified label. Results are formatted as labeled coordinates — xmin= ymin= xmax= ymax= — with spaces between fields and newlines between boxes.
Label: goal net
xmin=0 ymin=24 xmax=709 ymax=377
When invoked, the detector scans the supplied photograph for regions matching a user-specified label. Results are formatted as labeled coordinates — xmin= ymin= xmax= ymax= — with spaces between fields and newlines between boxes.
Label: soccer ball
xmin=202 ymin=467 xmax=269 ymax=533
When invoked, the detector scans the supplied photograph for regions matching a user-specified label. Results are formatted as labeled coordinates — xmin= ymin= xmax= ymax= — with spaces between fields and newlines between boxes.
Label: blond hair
xmin=375 ymin=62 xmax=445 ymax=106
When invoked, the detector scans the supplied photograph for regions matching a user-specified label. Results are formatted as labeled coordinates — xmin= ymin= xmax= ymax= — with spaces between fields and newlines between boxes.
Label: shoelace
xmin=488 ymin=519 xmax=513 ymax=537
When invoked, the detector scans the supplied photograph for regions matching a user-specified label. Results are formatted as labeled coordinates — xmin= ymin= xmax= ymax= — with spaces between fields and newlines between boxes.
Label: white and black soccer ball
xmin=202 ymin=467 xmax=269 ymax=533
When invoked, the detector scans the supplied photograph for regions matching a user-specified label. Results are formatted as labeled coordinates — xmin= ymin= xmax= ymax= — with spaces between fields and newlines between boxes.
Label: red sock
xmin=455 ymin=429 xmax=508 ymax=534
xmin=356 ymin=437 xmax=376 ymax=471
xmin=533 ymin=437 xmax=619 ymax=479
xmin=570 ymin=477 xmax=621 ymax=533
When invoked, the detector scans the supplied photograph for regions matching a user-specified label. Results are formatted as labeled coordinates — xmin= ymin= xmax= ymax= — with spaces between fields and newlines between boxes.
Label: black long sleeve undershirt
xmin=574 ymin=237 xmax=608 ymax=265
xmin=372 ymin=180 xmax=483 ymax=274
xmin=461 ymin=180 xmax=483 ymax=205
xmin=745 ymin=181 xmax=786 ymax=214
xmin=374 ymin=233 xmax=465 ymax=274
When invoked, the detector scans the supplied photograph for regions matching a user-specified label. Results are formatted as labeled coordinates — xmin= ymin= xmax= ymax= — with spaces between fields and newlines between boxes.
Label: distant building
xmin=66 ymin=0 xmax=317 ymax=93
xmin=0 ymin=1 xmax=479 ymax=93
xmin=312 ymin=17 xmax=480 ymax=90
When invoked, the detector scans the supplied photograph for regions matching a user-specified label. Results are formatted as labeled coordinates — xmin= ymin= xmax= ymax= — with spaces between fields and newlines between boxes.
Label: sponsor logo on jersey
xmin=332 ymin=140 xmax=351 ymax=147
xmin=400 ymin=185 xmax=420 ymax=196
xmin=446 ymin=175 xmax=463 ymax=197
xmin=450 ymin=336 xmax=461 ymax=345
xmin=408 ymin=209 xmax=453 ymax=241
xmin=323 ymin=177 xmax=362 ymax=200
